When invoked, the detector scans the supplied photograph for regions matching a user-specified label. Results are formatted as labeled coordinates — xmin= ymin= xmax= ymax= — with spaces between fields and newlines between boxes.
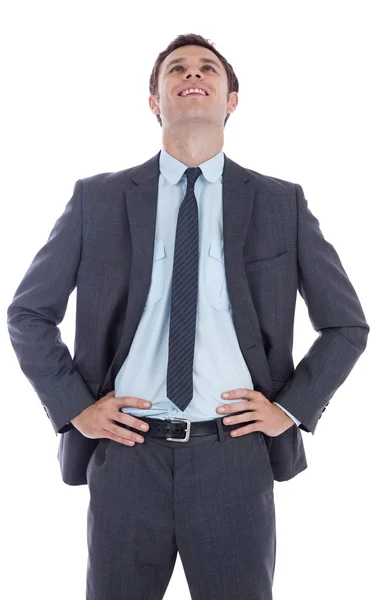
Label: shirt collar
xmin=159 ymin=147 xmax=224 ymax=185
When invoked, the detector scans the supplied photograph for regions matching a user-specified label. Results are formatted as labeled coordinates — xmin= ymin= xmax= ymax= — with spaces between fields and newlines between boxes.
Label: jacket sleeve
xmin=7 ymin=179 xmax=97 ymax=435
xmin=272 ymin=183 xmax=370 ymax=434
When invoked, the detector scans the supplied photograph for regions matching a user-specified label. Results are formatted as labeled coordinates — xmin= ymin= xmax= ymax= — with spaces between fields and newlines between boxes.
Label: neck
xmin=162 ymin=124 xmax=224 ymax=167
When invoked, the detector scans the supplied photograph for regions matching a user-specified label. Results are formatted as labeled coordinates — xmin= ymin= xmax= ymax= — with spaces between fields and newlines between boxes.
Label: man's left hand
xmin=216 ymin=388 xmax=294 ymax=438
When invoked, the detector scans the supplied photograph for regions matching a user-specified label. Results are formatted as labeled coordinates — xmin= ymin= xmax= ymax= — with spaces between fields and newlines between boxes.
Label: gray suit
xmin=7 ymin=151 xmax=370 ymax=599
xmin=7 ymin=150 xmax=369 ymax=489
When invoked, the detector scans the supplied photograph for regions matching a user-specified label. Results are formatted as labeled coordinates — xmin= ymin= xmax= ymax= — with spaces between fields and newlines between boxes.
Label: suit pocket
xmin=257 ymin=432 xmax=274 ymax=482
xmin=144 ymin=238 xmax=166 ymax=310
xmin=206 ymin=237 xmax=231 ymax=310
xmin=244 ymin=250 xmax=296 ymax=334
xmin=86 ymin=439 xmax=110 ymax=482
xmin=244 ymin=250 xmax=291 ymax=273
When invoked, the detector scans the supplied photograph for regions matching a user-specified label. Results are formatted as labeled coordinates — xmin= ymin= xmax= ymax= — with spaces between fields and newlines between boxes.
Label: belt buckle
xmin=166 ymin=418 xmax=191 ymax=442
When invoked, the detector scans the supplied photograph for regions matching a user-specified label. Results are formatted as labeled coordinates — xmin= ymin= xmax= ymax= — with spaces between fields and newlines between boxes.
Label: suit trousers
xmin=86 ymin=416 xmax=276 ymax=600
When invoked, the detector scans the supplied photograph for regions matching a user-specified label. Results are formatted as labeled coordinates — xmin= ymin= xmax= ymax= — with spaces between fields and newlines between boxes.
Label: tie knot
xmin=185 ymin=166 xmax=202 ymax=187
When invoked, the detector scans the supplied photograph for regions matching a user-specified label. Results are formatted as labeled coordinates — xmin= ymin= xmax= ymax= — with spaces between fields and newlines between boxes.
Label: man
xmin=7 ymin=33 xmax=369 ymax=600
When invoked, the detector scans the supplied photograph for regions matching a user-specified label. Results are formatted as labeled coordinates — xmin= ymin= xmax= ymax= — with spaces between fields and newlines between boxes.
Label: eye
xmin=171 ymin=65 xmax=214 ymax=72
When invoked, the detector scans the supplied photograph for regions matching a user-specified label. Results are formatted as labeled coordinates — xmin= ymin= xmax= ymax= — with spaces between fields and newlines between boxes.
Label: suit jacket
xmin=7 ymin=150 xmax=370 ymax=485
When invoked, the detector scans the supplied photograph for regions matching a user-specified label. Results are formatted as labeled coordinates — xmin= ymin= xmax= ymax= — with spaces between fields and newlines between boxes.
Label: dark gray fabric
xmin=86 ymin=424 xmax=275 ymax=599
xmin=167 ymin=166 xmax=202 ymax=410
xmin=7 ymin=151 xmax=370 ymax=486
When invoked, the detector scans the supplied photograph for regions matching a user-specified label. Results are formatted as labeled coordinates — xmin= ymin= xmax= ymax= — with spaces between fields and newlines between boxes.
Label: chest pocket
xmin=144 ymin=238 xmax=166 ymax=310
xmin=206 ymin=237 xmax=231 ymax=310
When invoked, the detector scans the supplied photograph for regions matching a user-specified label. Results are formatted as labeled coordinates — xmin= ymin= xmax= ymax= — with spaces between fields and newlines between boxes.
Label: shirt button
xmin=172 ymin=408 xmax=177 ymax=414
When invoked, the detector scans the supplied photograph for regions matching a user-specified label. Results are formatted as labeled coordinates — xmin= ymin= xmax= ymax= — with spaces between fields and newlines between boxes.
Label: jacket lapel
xmin=102 ymin=151 xmax=272 ymax=397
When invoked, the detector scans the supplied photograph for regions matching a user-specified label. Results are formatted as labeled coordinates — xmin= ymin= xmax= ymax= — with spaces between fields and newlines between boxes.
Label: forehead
xmin=160 ymin=45 xmax=223 ymax=74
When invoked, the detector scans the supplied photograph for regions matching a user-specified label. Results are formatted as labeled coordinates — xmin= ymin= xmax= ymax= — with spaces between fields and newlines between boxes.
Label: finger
xmin=115 ymin=396 xmax=152 ymax=409
xmin=117 ymin=413 xmax=150 ymax=433
xmin=222 ymin=411 xmax=257 ymax=426
xmin=229 ymin=423 xmax=259 ymax=437
xmin=106 ymin=422 xmax=146 ymax=444
xmin=217 ymin=400 xmax=250 ymax=414
xmin=222 ymin=389 xmax=259 ymax=400
xmin=106 ymin=434 xmax=135 ymax=446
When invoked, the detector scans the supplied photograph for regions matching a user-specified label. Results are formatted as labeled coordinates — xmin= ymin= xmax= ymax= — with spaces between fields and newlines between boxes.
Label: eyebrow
xmin=164 ymin=57 xmax=222 ymax=71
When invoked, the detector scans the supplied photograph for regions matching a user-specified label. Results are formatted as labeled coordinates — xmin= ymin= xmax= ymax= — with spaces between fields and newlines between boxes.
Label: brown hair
xmin=149 ymin=33 xmax=239 ymax=128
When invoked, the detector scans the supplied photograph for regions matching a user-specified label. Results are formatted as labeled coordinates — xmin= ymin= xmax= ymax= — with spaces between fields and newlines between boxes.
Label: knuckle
xmin=125 ymin=428 xmax=143 ymax=443
xmin=121 ymin=413 xmax=132 ymax=424
xmin=129 ymin=415 xmax=139 ymax=427
xmin=121 ymin=437 xmax=134 ymax=446
xmin=136 ymin=419 xmax=149 ymax=431
xmin=126 ymin=415 xmax=141 ymax=430
xmin=120 ymin=413 xmax=135 ymax=427
xmin=119 ymin=437 xmax=133 ymax=446
xmin=124 ymin=415 xmax=148 ymax=433
xmin=113 ymin=423 xmax=129 ymax=438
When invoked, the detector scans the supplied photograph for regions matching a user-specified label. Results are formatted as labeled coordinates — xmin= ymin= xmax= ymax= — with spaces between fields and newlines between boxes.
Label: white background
xmin=2 ymin=1 xmax=373 ymax=598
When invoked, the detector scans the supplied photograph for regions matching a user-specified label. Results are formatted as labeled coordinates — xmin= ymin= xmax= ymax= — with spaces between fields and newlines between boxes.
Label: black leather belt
xmin=115 ymin=410 xmax=252 ymax=442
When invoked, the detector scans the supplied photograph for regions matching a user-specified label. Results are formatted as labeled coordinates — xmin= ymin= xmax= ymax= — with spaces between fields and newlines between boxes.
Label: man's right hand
xmin=70 ymin=390 xmax=152 ymax=446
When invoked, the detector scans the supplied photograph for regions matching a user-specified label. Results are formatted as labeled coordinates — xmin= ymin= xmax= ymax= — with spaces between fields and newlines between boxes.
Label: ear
xmin=149 ymin=95 xmax=160 ymax=116
xmin=227 ymin=92 xmax=239 ymax=114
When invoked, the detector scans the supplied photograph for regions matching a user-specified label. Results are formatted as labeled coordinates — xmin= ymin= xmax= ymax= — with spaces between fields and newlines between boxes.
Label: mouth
xmin=179 ymin=93 xmax=206 ymax=96
xmin=177 ymin=89 xmax=209 ymax=98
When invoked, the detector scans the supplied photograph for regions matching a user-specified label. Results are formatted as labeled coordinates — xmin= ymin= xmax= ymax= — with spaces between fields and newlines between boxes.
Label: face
xmin=149 ymin=45 xmax=238 ymax=128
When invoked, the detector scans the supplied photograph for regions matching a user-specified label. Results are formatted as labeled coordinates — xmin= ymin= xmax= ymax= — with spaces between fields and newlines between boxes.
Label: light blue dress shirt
xmin=115 ymin=147 xmax=301 ymax=427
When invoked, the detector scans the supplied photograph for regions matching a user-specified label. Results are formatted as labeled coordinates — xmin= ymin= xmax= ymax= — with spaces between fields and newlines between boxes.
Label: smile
xmin=178 ymin=88 xmax=209 ymax=97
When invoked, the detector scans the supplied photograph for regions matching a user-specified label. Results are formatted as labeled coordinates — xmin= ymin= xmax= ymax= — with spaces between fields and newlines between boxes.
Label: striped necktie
xmin=166 ymin=166 xmax=202 ymax=411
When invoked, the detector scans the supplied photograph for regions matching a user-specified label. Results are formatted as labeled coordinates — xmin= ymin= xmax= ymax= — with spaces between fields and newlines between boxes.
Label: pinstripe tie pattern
xmin=166 ymin=167 xmax=202 ymax=411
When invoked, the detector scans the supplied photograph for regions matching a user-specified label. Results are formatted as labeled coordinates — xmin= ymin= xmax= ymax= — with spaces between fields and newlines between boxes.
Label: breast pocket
xmin=244 ymin=250 xmax=296 ymax=334
xmin=244 ymin=250 xmax=291 ymax=273
xmin=206 ymin=237 xmax=231 ymax=310
xmin=144 ymin=238 xmax=166 ymax=310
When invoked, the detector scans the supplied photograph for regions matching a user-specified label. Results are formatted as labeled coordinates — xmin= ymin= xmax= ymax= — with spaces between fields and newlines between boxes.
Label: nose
xmin=185 ymin=70 xmax=201 ymax=79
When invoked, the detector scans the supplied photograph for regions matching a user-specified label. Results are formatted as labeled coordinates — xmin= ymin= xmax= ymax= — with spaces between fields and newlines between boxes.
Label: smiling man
xmin=149 ymin=43 xmax=238 ymax=169
xmin=7 ymin=33 xmax=369 ymax=599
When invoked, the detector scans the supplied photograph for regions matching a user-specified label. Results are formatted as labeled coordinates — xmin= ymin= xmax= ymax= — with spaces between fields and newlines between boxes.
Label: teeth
xmin=180 ymin=88 xmax=207 ymax=96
